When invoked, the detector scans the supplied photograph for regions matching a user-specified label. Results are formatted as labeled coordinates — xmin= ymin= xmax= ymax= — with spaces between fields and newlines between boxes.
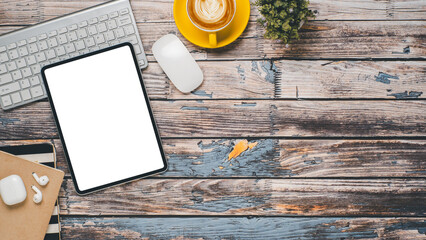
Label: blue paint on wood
xmin=191 ymin=90 xmax=213 ymax=98
xmin=388 ymin=91 xmax=423 ymax=99
xmin=260 ymin=61 xmax=276 ymax=83
xmin=236 ymin=65 xmax=246 ymax=80
xmin=61 ymin=217 xmax=426 ymax=239
xmin=0 ymin=118 xmax=19 ymax=126
xmin=166 ymin=139 xmax=286 ymax=177
xmin=375 ymin=72 xmax=399 ymax=84
xmin=234 ymin=102 xmax=257 ymax=107
xmin=184 ymin=195 xmax=268 ymax=213
xmin=180 ymin=106 xmax=209 ymax=111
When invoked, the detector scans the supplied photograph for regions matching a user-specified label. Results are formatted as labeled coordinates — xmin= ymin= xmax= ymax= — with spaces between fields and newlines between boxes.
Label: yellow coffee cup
xmin=186 ymin=0 xmax=237 ymax=47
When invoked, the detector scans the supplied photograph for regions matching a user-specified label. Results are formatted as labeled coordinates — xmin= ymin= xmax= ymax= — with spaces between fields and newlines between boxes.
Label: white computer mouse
xmin=152 ymin=34 xmax=203 ymax=93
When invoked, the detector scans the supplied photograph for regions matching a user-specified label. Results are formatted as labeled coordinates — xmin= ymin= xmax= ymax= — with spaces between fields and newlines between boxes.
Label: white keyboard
xmin=0 ymin=0 xmax=148 ymax=110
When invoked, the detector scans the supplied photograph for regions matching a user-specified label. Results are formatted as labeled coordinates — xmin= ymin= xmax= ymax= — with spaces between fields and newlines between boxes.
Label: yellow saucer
xmin=173 ymin=0 xmax=251 ymax=49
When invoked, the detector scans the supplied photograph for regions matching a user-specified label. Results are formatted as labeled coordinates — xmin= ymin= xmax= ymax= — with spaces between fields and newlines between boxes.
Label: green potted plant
xmin=254 ymin=0 xmax=316 ymax=44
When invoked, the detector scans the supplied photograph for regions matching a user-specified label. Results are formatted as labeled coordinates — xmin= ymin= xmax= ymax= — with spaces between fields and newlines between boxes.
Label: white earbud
xmin=32 ymin=172 xmax=49 ymax=186
xmin=31 ymin=185 xmax=42 ymax=204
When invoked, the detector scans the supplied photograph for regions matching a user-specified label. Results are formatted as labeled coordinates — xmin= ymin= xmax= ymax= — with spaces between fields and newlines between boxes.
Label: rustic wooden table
xmin=1 ymin=0 xmax=425 ymax=239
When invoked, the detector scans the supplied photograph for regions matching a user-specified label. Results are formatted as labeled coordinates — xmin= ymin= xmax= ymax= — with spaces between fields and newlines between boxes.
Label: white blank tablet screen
xmin=43 ymin=45 xmax=166 ymax=193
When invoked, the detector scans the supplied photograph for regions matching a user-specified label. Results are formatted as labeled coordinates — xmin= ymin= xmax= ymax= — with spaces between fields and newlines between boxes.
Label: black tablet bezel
xmin=41 ymin=43 xmax=168 ymax=195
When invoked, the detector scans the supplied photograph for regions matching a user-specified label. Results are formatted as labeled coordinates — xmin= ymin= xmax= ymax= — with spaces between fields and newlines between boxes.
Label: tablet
xmin=41 ymin=43 xmax=167 ymax=195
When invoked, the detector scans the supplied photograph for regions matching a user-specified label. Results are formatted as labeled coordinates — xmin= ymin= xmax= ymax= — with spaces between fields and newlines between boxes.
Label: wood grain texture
xmin=1 ymin=101 xmax=425 ymax=139
xmin=60 ymin=217 xmax=426 ymax=240
xmin=1 ymin=0 xmax=425 ymax=25
xmin=59 ymin=178 xmax=425 ymax=216
xmin=276 ymin=61 xmax=426 ymax=99
xmin=1 ymin=139 xmax=424 ymax=178
xmin=137 ymin=21 xmax=425 ymax=60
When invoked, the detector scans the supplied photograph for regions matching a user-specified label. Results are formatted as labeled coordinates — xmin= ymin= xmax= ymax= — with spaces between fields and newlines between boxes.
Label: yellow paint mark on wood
xmin=275 ymin=204 xmax=327 ymax=214
xmin=228 ymin=140 xmax=248 ymax=160
xmin=248 ymin=142 xmax=258 ymax=149
xmin=218 ymin=166 xmax=224 ymax=170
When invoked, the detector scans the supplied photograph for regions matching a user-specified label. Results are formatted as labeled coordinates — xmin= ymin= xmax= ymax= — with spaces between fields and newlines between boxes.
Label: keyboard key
xmin=65 ymin=43 xmax=76 ymax=53
xmin=28 ymin=36 xmax=37 ymax=43
xmin=0 ymin=64 xmax=6 ymax=74
xmin=6 ymin=61 xmax=17 ymax=71
xmin=0 ymin=82 xmax=20 ymax=95
xmin=133 ymin=45 xmax=142 ymax=54
xmin=11 ymin=92 xmax=22 ymax=104
xmin=68 ymin=24 xmax=78 ymax=31
xmin=67 ymin=31 xmax=78 ymax=42
xmin=105 ymin=31 xmax=115 ymax=41
xmin=79 ymin=20 xmax=88 ymax=28
xmin=97 ymin=22 xmax=107 ymax=33
xmin=18 ymin=46 xmax=29 ymax=57
xmin=85 ymin=37 xmax=95 ymax=47
xmin=30 ymin=65 xmax=41 ymax=74
xmin=18 ymin=40 xmax=27 ymax=47
xmin=89 ymin=17 xmax=98 ymax=24
xmin=26 ymin=55 xmax=37 ymax=65
xmin=0 ymin=52 xmax=8 ymax=63
xmin=79 ymin=49 xmax=89 ymax=55
xmin=95 ymin=34 xmax=105 ymax=44
xmin=75 ymin=40 xmax=85 ymax=51
xmin=9 ymin=49 xmax=19 ymax=60
xmin=28 ymin=43 xmax=38 ymax=54
xmin=117 ymin=16 xmax=132 ymax=26
xmin=107 ymin=20 xmax=117 ymax=30
xmin=30 ymin=76 xmax=40 ymax=85
xmin=119 ymin=8 xmax=129 ymax=15
xmin=22 ymin=67 xmax=32 ymax=78
xmin=123 ymin=35 xmax=138 ymax=45
xmin=46 ymin=49 xmax=56 ymax=59
xmin=1 ymin=95 xmax=12 ymax=107
xmin=35 ymin=52 xmax=46 ymax=62
xmin=16 ymin=59 xmax=27 ymax=68
xmin=0 ymin=73 xmax=12 ymax=85
xmin=30 ymin=85 xmax=43 ymax=97
xmin=109 ymin=40 xmax=119 ymax=46
xmin=58 ymin=27 xmax=67 ymax=34
xmin=77 ymin=29 xmax=88 ymax=38
xmin=109 ymin=11 xmax=119 ymax=18
xmin=123 ymin=25 xmax=135 ymax=35
xmin=38 ymin=33 xmax=48 ymax=40
xmin=11 ymin=70 xmax=23 ymax=80
xmin=115 ymin=28 xmax=125 ymax=38
xmin=48 ymin=30 xmax=58 ymax=37
xmin=19 ymin=79 xmax=30 ymax=88
xmin=98 ymin=43 xmax=108 ymax=49
xmin=38 ymin=41 xmax=48 ymax=51
xmin=58 ymin=34 xmax=68 ymax=44
xmin=0 ymin=46 xmax=6 ymax=52
xmin=99 ymin=15 xmax=108 ymax=21
xmin=56 ymin=46 xmax=66 ymax=56
xmin=7 ymin=43 xmax=17 ymax=49
xmin=48 ymin=38 xmax=58 ymax=48
xmin=88 ymin=25 xmax=97 ymax=35
xmin=21 ymin=89 xmax=31 ymax=100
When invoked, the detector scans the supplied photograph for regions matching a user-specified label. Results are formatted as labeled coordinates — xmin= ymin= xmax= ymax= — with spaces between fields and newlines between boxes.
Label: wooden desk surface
xmin=1 ymin=0 xmax=425 ymax=239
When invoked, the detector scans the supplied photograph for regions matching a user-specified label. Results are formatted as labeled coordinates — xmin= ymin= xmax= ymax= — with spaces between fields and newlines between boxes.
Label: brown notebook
xmin=0 ymin=151 xmax=64 ymax=240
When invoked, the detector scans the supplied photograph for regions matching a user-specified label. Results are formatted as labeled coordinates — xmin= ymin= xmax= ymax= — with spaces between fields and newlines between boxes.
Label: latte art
xmin=187 ymin=0 xmax=235 ymax=31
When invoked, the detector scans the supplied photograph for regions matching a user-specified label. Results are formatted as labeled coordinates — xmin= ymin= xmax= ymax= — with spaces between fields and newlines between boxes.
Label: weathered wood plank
xmin=1 ymin=0 xmax=425 ymax=25
xmin=136 ymin=21 xmax=425 ymax=60
xmin=59 ymin=178 xmax=425 ymax=216
xmin=277 ymin=61 xmax=426 ymax=99
xmin=1 ymin=101 xmax=425 ymax=139
xmin=1 ymin=139 xmax=424 ymax=178
xmin=143 ymin=61 xmax=275 ymax=99
xmin=1 ymin=21 xmax=424 ymax=60
xmin=61 ymin=217 xmax=426 ymax=239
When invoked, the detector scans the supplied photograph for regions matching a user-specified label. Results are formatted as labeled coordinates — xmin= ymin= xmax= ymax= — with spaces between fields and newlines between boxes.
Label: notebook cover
xmin=0 ymin=149 xmax=64 ymax=240
xmin=0 ymin=143 xmax=62 ymax=240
